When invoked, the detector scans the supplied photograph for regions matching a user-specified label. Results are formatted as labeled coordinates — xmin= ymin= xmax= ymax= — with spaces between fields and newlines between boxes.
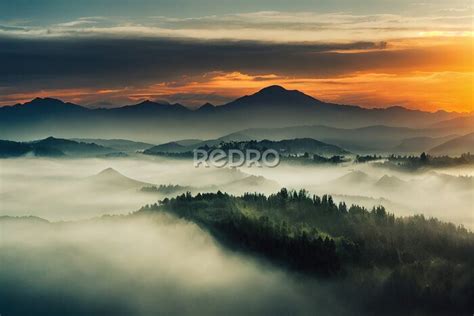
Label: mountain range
xmin=0 ymin=137 xmax=119 ymax=158
xmin=71 ymin=138 xmax=155 ymax=152
xmin=2 ymin=132 xmax=471 ymax=158
xmin=1 ymin=85 xmax=470 ymax=143
xmin=428 ymin=133 xmax=474 ymax=156
xmin=216 ymin=125 xmax=474 ymax=153
xmin=325 ymin=170 xmax=473 ymax=196
xmin=144 ymin=138 xmax=349 ymax=156
xmin=391 ymin=135 xmax=459 ymax=154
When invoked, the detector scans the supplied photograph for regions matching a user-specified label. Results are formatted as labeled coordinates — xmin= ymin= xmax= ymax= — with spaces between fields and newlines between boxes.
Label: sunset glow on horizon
xmin=0 ymin=2 xmax=472 ymax=112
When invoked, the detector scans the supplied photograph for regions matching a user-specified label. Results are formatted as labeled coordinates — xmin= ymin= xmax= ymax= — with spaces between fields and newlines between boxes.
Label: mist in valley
xmin=0 ymin=213 xmax=354 ymax=316
xmin=0 ymin=156 xmax=272 ymax=220
xmin=1 ymin=0 xmax=473 ymax=312
xmin=1 ymin=155 xmax=472 ymax=227
xmin=1 ymin=154 xmax=473 ymax=315
xmin=243 ymin=161 xmax=474 ymax=229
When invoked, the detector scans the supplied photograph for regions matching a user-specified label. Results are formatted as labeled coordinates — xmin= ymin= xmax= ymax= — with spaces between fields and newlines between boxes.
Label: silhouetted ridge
xmin=97 ymin=167 xmax=121 ymax=176
xmin=137 ymin=100 xmax=158 ymax=106
xmin=115 ymin=100 xmax=189 ymax=113
xmin=0 ymin=85 xmax=466 ymax=143
xmin=224 ymin=85 xmax=321 ymax=109
xmin=257 ymin=85 xmax=289 ymax=94
xmin=88 ymin=167 xmax=151 ymax=189
xmin=29 ymin=97 xmax=65 ymax=105
xmin=14 ymin=97 xmax=88 ymax=112
xmin=197 ymin=102 xmax=216 ymax=111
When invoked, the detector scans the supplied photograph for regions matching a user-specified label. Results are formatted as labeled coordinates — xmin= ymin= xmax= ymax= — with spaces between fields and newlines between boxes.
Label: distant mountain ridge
xmin=71 ymin=138 xmax=155 ymax=152
xmin=219 ymin=125 xmax=463 ymax=153
xmin=85 ymin=167 xmax=151 ymax=190
xmin=391 ymin=135 xmax=459 ymax=154
xmin=0 ymin=137 xmax=118 ymax=157
xmin=430 ymin=115 xmax=474 ymax=129
xmin=221 ymin=85 xmax=329 ymax=110
xmin=428 ymin=133 xmax=474 ymax=156
xmin=144 ymin=138 xmax=349 ymax=156
xmin=0 ymin=86 xmax=469 ymax=143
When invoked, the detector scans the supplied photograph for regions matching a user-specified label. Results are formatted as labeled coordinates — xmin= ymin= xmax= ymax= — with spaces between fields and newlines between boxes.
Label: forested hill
xmin=138 ymin=189 xmax=474 ymax=315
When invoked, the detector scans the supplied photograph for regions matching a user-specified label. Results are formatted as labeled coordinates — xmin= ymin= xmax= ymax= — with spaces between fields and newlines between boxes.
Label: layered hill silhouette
xmin=324 ymin=170 xmax=473 ymax=197
xmin=85 ymin=168 xmax=150 ymax=190
xmin=0 ymin=137 xmax=118 ymax=157
xmin=391 ymin=135 xmax=458 ymax=154
xmin=217 ymin=125 xmax=469 ymax=152
xmin=428 ymin=132 xmax=474 ymax=156
xmin=145 ymin=138 xmax=349 ymax=156
xmin=0 ymin=86 xmax=468 ymax=143
xmin=71 ymin=138 xmax=154 ymax=152
xmin=430 ymin=115 xmax=474 ymax=131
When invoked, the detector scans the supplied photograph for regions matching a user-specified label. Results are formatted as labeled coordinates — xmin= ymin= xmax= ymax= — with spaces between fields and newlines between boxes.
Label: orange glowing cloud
xmin=123 ymin=37 xmax=474 ymax=112
xmin=1 ymin=37 xmax=471 ymax=112
xmin=5 ymin=70 xmax=471 ymax=112
xmin=140 ymin=71 xmax=474 ymax=112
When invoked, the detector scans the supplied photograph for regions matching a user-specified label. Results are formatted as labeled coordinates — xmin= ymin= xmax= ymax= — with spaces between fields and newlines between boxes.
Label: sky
xmin=0 ymin=0 xmax=472 ymax=112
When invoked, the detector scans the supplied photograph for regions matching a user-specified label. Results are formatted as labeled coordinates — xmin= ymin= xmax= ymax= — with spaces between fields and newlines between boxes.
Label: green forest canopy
xmin=139 ymin=189 xmax=474 ymax=315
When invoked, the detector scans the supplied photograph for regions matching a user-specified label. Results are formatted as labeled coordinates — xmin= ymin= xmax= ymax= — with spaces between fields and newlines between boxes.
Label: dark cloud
xmin=0 ymin=36 xmax=389 ymax=90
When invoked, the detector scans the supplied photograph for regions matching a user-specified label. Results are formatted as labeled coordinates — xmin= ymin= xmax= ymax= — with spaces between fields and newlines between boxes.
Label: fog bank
xmin=0 ymin=214 xmax=352 ymax=315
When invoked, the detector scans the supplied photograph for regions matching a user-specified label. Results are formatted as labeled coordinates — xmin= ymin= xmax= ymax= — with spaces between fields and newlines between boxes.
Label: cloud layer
xmin=0 ymin=35 xmax=471 ymax=111
xmin=0 ymin=9 xmax=472 ymax=111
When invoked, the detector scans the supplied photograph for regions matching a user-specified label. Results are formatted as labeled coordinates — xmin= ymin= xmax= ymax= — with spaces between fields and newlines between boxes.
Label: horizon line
xmin=1 ymin=85 xmax=470 ymax=115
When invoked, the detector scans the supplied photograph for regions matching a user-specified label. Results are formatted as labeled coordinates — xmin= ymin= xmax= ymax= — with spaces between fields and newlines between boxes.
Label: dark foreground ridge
xmin=139 ymin=189 xmax=474 ymax=315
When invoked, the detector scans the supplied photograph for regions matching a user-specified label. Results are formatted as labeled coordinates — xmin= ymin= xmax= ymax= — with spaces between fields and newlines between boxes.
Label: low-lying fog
xmin=0 ymin=155 xmax=472 ymax=228
xmin=0 ymin=155 xmax=473 ymax=315
xmin=0 ymin=214 xmax=351 ymax=315
xmin=244 ymin=162 xmax=474 ymax=229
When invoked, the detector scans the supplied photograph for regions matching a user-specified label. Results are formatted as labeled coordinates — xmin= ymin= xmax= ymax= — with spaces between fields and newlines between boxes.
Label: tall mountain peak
xmin=14 ymin=97 xmax=87 ymax=112
xmin=27 ymin=97 xmax=66 ymax=106
xmin=197 ymin=102 xmax=216 ymax=111
xmin=257 ymin=85 xmax=288 ymax=93
xmin=136 ymin=100 xmax=159 ymax=106
xmin=223 ymin=85 xmax=322 ymax=109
